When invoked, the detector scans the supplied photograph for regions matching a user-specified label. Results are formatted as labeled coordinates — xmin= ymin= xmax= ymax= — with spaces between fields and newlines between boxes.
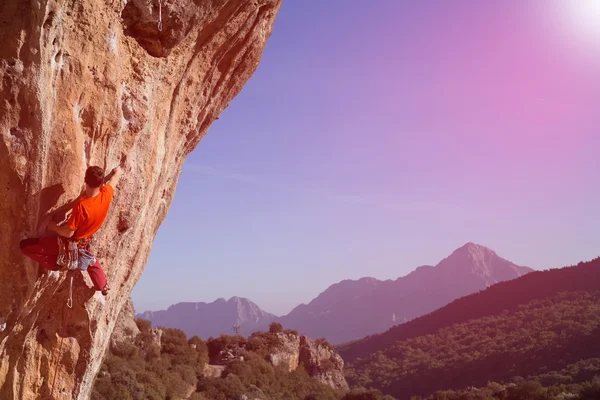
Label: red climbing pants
xmin=20 ymin=237 xmax=107 ymax=291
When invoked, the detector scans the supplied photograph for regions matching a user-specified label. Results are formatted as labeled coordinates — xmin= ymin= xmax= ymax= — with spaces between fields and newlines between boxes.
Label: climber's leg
xmin=87 ymin=259 xmax=108 ymax=294
xmin=19 ymin=237 xmax=61 ymax=271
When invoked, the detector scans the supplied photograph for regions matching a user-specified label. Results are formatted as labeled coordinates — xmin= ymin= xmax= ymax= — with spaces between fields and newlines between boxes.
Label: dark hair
xmin=85 ymin=166 xmax=104 ymax=188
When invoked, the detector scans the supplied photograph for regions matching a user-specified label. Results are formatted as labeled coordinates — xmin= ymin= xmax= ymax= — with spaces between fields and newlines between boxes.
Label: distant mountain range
xmin=276 ymin=242 xmax=532 ymax=343
xmin=137 ymin=296 xmax=277 ymax=338
xmin=136 ymin=242 xmax=533 ymax=342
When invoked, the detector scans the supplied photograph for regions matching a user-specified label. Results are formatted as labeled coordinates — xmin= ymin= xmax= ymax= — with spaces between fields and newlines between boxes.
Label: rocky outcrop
xmin=204 ymin=364 xmax=226 ymax=379
xmin=202 ymin=331 xmax=348 ymax=390
xmin=268 ymin=333 xmax=348 ymax=390
xmin=216 ymin=348 xmax=244 ymax=364
xmin=299 ymin=336 xmax=348 ymax=390
xmin=150 ymin=327 xmax=164 ymax=350
xmin=0 ymin=0 xmax=281 ymax=399
xmin=267 ymin=332 xmax=300 ymax=372
xmin=110 ymin=297 xmax=140 ymax=346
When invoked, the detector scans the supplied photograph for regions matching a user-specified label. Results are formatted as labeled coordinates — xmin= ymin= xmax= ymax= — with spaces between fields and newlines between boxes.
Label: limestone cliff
xmin=110 ymin=297 xmax=140 ymax=347
xmin=298 ymin=336 xmax=348 ymax=390
xmin=267 ymin=333 xmax=349 ymax=390
xmin=0 ymin=0 xmax=281 ymax=399
xmin=209 ymin=333 xmax=349 ymax=390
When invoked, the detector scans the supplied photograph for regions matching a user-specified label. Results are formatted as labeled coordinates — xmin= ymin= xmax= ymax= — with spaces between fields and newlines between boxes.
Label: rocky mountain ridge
xmin=138 ymin=296 xmax=277 ymax=338
xmin=137 ymin=242 xmax=533 ymax=344
xmin=278 ymin=242 xmax=532 ymax=343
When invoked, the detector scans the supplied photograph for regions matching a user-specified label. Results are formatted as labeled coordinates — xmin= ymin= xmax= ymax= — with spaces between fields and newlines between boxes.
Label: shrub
xmin=161 ymin=328 xmax=196 ymax=365
xmin=136 ymin=370 xmax=166 ymax=398
xmin=174 ymin=364 xmax=198 ymax=387
xmin=250 ymin=330 xmax=282 ymax=349
xmin=188 ymin=335 xmax=204 ymax=347
xmin=197 ymin=374 xmax=246 ymax=400
xmin=135 ymin=318 xmax=152 ymax=334
xmin=269 ymin=322 xmax=284 ymax=334
xmin=342 ymin=388 xmax=396 ymax=400
xmin=111 ymin=340 xmax=138 ymax=360
xmin=207 ymin=334 xmax=236 ymax=362
xmin=246 ymin=336 xmax=267 ymax=353
xmin=164 ymin=371 xmax=191 ymax=399
xmin=187 ymin=336 xmax=209 ymax=375
xmin=315 ymin=338 xmax=334 ymax=351
xmin=115 ymin=384 xmax=134 ymax=400
xmin=92 ymin=376 xmax=116 ymax=400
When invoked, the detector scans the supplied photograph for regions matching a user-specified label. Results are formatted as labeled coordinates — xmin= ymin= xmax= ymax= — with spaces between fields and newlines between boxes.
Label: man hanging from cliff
xmin=19 ymin=165 xmax=123 ymax=296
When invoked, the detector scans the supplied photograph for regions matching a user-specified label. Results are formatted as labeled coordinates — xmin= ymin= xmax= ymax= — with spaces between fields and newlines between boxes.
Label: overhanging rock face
xmin=0 ymin=0 xmax=281 ymax=398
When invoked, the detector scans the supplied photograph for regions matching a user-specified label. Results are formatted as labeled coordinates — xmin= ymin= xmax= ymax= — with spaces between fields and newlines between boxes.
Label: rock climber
xmin=19 ymin=165 xmax=123 ymax=296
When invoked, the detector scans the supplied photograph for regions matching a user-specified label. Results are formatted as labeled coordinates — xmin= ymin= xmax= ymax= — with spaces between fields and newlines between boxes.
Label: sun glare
xmin=561 ymin=0 xmax=600 ymax=43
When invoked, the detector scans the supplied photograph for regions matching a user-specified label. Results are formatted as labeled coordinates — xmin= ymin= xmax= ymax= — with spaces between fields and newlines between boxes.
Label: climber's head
xmin=84 ymin=166 xmax=105 ymax=189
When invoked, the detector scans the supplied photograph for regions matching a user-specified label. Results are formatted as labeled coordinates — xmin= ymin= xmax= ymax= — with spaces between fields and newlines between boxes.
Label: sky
xmin=132 ymin=0 xmax=600 ymax=316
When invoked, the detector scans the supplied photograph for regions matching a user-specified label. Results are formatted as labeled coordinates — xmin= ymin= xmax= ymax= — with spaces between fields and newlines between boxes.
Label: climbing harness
xmin=57 ymin=237 xmax=95 ymax=272
xmin=57 ymin=237 xmax=99 ymax=307
xmin=157 ymin=0 xmax=163 ymax=32
xmin=56 ymin=238 xmax=78 ymax=271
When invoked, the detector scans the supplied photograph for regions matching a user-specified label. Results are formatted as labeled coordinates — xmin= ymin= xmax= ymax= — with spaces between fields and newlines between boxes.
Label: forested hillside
xmin=342 ymin=258 xmax=600 ymax=400
xmin=94 ymin=259 xmax=600 ymax=400
xmin=92 ymin=320 xmax=393 ymax=400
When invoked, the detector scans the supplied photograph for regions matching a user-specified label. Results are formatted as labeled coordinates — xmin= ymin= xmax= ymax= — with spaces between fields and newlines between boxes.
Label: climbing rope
xmin=49 ymin=269 xmax=75 ymax=398
xmin=67 ymin=268 xmax=75 ymax=309
xmin=157 ymin=0 xmax=163 ymax=32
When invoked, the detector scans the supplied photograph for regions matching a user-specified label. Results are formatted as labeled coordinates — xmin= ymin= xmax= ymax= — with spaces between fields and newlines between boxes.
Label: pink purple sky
xmin=132 ymin=1 xmax=600 ymax=316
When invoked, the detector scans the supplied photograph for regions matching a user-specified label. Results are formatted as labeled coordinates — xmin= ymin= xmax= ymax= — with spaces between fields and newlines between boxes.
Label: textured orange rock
xmin=0 ymin=0 xmax=281 ymax=398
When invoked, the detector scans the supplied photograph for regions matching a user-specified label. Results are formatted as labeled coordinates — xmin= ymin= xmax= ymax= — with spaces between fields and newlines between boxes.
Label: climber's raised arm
xmin=104 ymin=166 xmax=122 ymax=190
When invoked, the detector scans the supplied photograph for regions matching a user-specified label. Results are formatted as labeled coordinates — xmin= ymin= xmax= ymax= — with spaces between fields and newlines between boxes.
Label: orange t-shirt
xmin=67 ymin=185 xmax=114 ymax=239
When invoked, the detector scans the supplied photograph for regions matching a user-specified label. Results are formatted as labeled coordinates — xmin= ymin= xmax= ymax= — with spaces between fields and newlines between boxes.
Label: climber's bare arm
xmin=47 ymin=222 xmax=75 ymax=238
xmin=104 ymin=166 xmax=122 ymax=189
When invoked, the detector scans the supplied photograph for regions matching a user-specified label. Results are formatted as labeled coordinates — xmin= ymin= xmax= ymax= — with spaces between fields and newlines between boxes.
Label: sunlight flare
xmin=560 ymin=0 xmax=600 ymax=43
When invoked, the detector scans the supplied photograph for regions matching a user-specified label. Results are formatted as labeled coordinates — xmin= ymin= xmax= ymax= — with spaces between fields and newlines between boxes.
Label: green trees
xmin=315 ymin=337 xmax=334 ymax=351
xmin=95 ymin=288 xmax=600 ymax=400
xmin=346 ymin=290 xmax=600 ymax=400
xmin=269 ymin=321 xmax=284 ymax=333
xmin=92 ymin=321 xmax=209 ymax=400
xmin=93 ymin=320 xmax=348 ymax=400
xmin=408 ymin=377 xmax=600 ymax=400
xmin=341 ymin=388 xmax=396 ymax=400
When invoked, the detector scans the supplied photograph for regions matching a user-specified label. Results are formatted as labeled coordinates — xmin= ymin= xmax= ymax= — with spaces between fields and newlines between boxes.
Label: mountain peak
xmin=437 ymin=242 xmax=531 ymax=283
xmin=441 ymin=242 xmax=497 ymax=265
xmin=457 ymin=241 xmax=495 ymax=255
